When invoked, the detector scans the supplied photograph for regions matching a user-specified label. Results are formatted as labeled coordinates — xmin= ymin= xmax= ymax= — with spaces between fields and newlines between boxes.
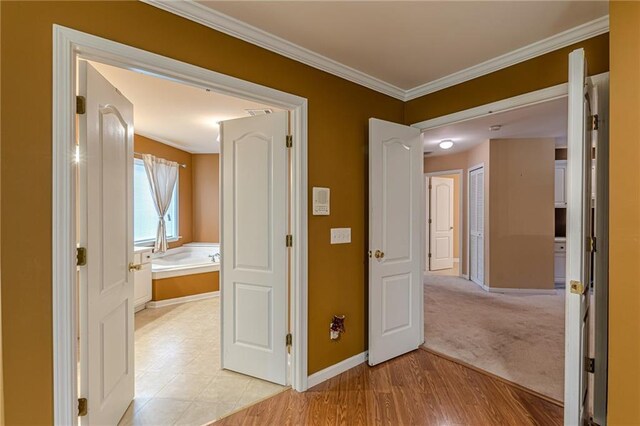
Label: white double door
xmin=78 ymin=62 xmax=290 ymax=425
xmin=469 ymin=167 xmax=485 ymax=285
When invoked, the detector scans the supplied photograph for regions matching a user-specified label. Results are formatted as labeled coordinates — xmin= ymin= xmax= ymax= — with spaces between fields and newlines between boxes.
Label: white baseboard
xmin=486 ymin=287 xmax=557 ymax=295
xmin=461 ymin=273 xmax=469 ymax=279
xmin=307 ymin=351 xmax=368 ymax=388
xmin=145 ymin=291 xmax=219 ymax=309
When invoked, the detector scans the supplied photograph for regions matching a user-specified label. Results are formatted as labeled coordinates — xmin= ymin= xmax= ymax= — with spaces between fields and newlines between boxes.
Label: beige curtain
xmin=142 ymin=154 xmax=179 ymax=253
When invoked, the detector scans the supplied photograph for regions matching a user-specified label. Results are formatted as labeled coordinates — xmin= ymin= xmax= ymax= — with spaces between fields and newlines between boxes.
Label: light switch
xmin=331 ymin=228 xmax=351 ymax=244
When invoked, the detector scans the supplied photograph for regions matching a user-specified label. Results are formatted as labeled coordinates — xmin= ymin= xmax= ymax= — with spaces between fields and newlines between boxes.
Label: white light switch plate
xmin=331 ymin=228 xmax=351 ymax=244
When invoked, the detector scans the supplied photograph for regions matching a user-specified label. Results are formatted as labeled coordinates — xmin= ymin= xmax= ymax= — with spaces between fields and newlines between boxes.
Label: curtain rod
xmin=134 ymin=152 xmax=187 ymax=168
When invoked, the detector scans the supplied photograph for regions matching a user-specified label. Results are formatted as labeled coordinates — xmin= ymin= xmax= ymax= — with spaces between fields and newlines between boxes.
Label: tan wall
xmin=439 ymin=174 xmax=460 ymax=259
xmin=488 ymin=139 xmax=555 ymax=290
xmin=192 ymin=154 xmax=220 ymax=243
xmin=134 ymin=134 xmax=193 ymax=248
xmin=424 ymin=142 xmax=489 ymax=278
xmin=152 ymin=271 xmax=219 ymax=301
xmin=0 ymin=2 xmax=403 ymax=423
xmin=608 ymin=2 xmax=640 ymax=424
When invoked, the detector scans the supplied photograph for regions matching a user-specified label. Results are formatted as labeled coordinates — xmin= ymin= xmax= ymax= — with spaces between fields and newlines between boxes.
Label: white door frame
xmin=52 ymin=25 xmax=309 ymax=425
xmin=412 ymin=73 xmax=610 ymax=421
xmin=424 ymin=169 xmax=463 ymax=276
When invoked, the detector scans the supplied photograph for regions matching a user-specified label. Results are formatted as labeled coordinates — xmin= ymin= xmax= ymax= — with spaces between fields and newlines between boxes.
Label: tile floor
xmin=118 ymin=297 xmax=286 ymax=426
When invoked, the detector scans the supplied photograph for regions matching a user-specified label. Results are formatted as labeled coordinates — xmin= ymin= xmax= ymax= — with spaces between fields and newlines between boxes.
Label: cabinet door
xmin=555 ymin=161 xmax=567 ymax=207
xmin=134 ymin=264 xmax=152 ymax=311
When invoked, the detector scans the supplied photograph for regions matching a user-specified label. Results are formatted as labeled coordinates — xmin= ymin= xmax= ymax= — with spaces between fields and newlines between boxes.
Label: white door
xmin=429 ymin=176 xmax=454 ymax=271
xmin=220 ymin=111 xmax=288 ymax=385
xmin=565 ymin=48 xmax=595 ymax=425
xmin=469 ymin=167 xmax=485 ymax=285
xmin=368 ymin=118 xmax=423 ymax=366
xmin=78 ymin=61 xmax=135 ymax=425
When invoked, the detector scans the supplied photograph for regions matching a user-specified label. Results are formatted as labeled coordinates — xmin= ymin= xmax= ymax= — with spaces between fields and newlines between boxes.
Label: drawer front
xmin=554 ymin=242 xmax=566 ymax=252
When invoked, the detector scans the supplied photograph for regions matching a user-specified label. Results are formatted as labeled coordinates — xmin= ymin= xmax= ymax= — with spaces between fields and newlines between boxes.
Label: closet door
xmin=469 ymin=167 xmax=484 ymax=285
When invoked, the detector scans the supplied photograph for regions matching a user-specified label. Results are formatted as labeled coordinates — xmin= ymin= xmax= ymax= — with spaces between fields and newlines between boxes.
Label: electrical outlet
xmin=330 ymin=228 xmax=351 ymax=244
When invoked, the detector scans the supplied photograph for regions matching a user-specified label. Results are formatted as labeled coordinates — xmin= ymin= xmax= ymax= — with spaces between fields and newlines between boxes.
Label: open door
xmin=78 ymin=61 xmax=135 ymax=425
xmin=429 ymin=176 xmax=454 ymax=271
xmin=469 ymin=166 xmax=485 ymax=285
xmin=368 ymin=118 xmax=423 ymax=366
xmin=565 ymin=48 xmax=595 ymax=425
xmin=220 ymin=111 xmax=288 ymax=385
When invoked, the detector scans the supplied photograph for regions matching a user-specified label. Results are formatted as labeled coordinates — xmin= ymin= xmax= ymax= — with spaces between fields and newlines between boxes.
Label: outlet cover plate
xmin=331 ymin=228 xmax=351 ymax=244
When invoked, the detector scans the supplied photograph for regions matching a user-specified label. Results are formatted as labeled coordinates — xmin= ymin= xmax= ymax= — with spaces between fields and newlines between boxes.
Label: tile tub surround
xmin=119 ymin=298 xmax=286 ymax=426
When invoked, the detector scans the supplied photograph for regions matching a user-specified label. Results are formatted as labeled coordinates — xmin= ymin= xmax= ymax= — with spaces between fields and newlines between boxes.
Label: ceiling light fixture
xmin=439 ymin=140 xmax=454 ymax=150
xmin=490 ymin=125 xmax=502 ymax=131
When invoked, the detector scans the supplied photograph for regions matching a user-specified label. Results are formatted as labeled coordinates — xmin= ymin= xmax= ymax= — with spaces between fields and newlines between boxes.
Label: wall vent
xmin=246 ymin=108 xmax=273 ymax=116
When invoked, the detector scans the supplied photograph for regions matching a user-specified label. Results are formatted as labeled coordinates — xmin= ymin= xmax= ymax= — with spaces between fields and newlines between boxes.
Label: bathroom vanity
xmin=133 ymin=246 xmax=153 ymax=311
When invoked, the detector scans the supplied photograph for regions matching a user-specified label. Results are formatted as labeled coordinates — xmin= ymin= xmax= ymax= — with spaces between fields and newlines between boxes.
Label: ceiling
xmin=90 ymin=62 xmax=277 ymax=153
xmin=196 ymin=1 xmax=608 ymax=91
xmin=421 ymin=96 xmax=568 ymax=156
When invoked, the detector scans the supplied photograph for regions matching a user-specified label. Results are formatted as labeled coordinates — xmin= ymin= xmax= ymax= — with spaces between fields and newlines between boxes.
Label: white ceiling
xmin=196 ymin=1 xmax=608 ymax=91
xmin=90 ymin=61 xmax=277 ymax=153
xmin=422 ymin=96 xmax=568 ymax=156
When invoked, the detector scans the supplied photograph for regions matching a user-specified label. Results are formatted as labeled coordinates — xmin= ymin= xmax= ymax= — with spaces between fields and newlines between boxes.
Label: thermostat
xmin=312 ymin=187 xmax=330 ymax=215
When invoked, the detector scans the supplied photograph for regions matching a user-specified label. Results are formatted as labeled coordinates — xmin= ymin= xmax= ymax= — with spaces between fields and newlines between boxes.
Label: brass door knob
xmin=374 ymin=250 xmax=385 ymax=259
xmin=128 ymin=262 xmax=142 ymax=272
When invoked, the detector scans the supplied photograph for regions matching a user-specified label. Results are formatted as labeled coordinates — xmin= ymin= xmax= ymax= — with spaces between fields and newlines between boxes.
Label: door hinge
xmin=286 ymin=135 xmax=293 ymax=148
xmin=286 ymin=333 xmax=292 ymax=346
xmin=286 ymin=234 xmax=293 ymax=247
xmin=428 ymin=219 xmax=432 ymax=224
xmin=591 ymin=114 xmax=599 ymax=131
xmin=78 ymin=397 xmax=88 ymax=417
xmin=76 ymin=96 xmax=86 ymax=115
xmin=428 ymin=184 xmax=432 ymax=190
xmin=428 ymin=253 xmax=432 ymax=258
xmin=585 ymin=357 xmax=595 ymax=373
xmin=76 ymin=247 xmax=87 ymax=266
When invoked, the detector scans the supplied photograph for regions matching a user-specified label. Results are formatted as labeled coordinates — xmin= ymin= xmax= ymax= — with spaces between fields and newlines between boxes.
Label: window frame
xmin=133 ymin=157 xmax=180 ymax=246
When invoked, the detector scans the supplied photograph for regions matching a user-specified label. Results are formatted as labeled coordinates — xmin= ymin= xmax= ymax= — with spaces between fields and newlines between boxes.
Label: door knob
xmin=374 ymin=250 xmax=385 ymax=259
xmin=128 ymin=262 xmax=142 ymax=272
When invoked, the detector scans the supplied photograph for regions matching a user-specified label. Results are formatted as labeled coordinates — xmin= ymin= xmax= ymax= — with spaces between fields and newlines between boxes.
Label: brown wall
xmin=488 ymin=139 xmax=555 ymax=290
xmin=0 ymin=2 xmax=403 ymax=423
xmin=608 ymin=2 xmax=640 ymax=424
xmin=134 ymin=134 xmax=193 ymax=248
xmin=152 ymin=271 xmax=219 ymax=301
xmin=404 ymin=33 xmax=609 ymax=124
xmin=424 ymin=142 xmax=490 ymax=278
xmin=192 ymin=154 xmax=220 ymax=243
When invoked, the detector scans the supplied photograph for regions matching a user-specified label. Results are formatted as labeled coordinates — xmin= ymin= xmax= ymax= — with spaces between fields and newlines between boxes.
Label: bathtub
xmin=152 ymin=242 xmax=220 ymax=280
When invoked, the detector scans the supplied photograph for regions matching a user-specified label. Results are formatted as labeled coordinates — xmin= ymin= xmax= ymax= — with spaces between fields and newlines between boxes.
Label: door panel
xmin=469 ymin=167 xmax=484 ymax=285
xmin=430 ymin=177 xmax=454 ymax=270
xmin=565 ymin=47 xmax=594 ymax=425
xmin=221 ymin=112 xmax=288 ymax=385
xmin=78 ymin=61 xmax=135 ymax=426
xmin=368 ymin=118 xmax=423 ymax=366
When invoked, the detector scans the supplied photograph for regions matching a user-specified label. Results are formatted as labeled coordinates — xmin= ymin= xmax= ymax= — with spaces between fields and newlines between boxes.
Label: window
xmin=134 ymin=158 xmax=179 ymax=244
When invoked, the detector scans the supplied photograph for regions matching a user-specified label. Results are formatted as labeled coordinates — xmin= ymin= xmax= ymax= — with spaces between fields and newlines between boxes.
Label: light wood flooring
xmin=213 ymin=348 xmax=563 ymax=425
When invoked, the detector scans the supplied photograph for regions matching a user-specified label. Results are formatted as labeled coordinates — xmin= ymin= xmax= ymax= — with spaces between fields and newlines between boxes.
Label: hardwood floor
xmin=214 ymin=348 xmax=563 ymax=425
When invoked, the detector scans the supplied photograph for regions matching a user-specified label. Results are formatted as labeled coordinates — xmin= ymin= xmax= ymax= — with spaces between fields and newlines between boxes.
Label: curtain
xmin=142 ymin=154 xmax=179 ymax=253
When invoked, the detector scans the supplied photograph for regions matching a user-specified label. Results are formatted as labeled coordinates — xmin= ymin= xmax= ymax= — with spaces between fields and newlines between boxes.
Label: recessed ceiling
xmin=89 ymin=61 xmax=278 ymax=153
xmin=196 ymin=1 xmax=608 ymax=90
xmin=422 ymin=96 xmax=568 ymax=156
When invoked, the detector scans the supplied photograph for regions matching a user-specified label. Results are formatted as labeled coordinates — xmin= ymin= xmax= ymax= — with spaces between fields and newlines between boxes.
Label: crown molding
xmin=143 ymin=1 xmax=608 ymax=103
xmin=404 ymin=15 xmax=609 ymax=101
xmin=142 ymin=0 xmax=406 ymax=100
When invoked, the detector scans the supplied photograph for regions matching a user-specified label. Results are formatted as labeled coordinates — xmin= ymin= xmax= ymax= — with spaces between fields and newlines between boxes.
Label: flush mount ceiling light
xmin=439 ymin=139 xmax=454 ymax=150
xmin=490 ymin=124 xmax=502 ymax=131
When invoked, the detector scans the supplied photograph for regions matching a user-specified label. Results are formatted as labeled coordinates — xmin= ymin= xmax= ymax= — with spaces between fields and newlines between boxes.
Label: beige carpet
xmin=423 ymin=274 xmax=565 ymax=401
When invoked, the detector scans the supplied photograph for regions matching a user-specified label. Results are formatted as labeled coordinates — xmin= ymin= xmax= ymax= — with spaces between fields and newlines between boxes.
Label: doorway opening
xmin=53 ymin=26 xmax=308 ymax=426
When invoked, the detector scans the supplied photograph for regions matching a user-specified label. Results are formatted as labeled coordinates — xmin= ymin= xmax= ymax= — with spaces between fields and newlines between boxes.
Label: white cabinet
xmin=554 ymin=239 xmax=566 ymax=285
xmin=555 ymin=160 xmax=567 ymax=207
xmin=134 ymin=248 xmax=153 ymax=312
